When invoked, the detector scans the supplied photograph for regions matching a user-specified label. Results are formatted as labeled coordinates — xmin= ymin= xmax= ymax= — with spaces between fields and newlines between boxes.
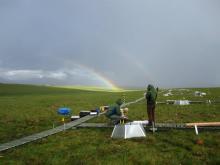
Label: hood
xmin=116 ymin=99 xmax=123 ymax=106
xmin=147 ymin=84 xmax=154 ymax=91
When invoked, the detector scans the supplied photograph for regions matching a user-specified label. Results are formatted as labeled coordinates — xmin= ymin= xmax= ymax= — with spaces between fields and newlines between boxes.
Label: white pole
xmin=194 ymin=125 xmax=199 ymax=135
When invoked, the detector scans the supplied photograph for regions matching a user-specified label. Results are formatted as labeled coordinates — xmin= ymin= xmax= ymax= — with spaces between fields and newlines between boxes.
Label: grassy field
xmin=0 ymin=83 xmax=220 ymax=165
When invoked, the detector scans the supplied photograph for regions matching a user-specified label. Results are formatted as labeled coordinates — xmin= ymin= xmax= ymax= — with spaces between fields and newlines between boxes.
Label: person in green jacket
xmin=105 ymin=99 xmax=123 ymax=125
xmin=145 ymin=84 xmax=158 ymax=126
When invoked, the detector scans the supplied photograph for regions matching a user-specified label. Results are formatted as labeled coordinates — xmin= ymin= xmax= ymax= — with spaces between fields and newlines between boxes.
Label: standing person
xmin=145 ymin=84 xmax=158 ymax=126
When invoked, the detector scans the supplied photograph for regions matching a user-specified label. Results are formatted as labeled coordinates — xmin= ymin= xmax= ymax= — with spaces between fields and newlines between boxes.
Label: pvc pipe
xmin=194 ymin=125 xmax=199 ymax=135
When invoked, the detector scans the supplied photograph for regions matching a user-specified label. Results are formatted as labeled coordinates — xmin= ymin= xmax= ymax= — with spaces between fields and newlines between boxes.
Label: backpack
xmin=146 ymin=90 xmax=157 ymax=104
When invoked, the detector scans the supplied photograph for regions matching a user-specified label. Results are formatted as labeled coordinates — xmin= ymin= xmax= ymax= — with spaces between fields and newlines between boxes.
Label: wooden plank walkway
xmin=0 ymin=115 xmax=96 ymax=152
xmin=1 ymin=114 xmax=219 ymax=152
xmin=77 ymin=123 xmax=186 ymax=128
xmin=77 ymin=123 xmax=220 ymax=130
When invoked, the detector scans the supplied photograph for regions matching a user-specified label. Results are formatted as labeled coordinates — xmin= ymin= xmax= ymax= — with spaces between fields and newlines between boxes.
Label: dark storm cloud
xmin=0 ymin=0 xmax=220 ymax=88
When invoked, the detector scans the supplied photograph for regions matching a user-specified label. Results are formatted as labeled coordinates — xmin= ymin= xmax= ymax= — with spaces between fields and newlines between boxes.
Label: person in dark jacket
xmin=105 ymin=99 xmax=123 ymax=124
xmin=145 ymin=84 xmax=158 ymax=126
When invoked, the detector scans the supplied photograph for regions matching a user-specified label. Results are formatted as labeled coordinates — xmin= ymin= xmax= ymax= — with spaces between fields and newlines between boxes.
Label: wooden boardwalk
xmin=77 ymin=122 xmax=186 ymax=128
xmin=77 ymin=122 xmax=220 ymax=130
xmin=0 ymin=115 xmax=96 ymax=152
xmin=1 ymin=113 xmax=219 ymax=152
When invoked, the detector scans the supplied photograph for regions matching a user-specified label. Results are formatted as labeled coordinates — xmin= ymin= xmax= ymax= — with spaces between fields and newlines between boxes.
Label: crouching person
xmin=105 ymin=99 xmax=123 ymax=125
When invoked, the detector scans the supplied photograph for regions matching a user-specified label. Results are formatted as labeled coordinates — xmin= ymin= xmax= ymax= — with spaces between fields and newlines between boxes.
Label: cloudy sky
xmin=0 ymin=0 xmax=220 ymax=88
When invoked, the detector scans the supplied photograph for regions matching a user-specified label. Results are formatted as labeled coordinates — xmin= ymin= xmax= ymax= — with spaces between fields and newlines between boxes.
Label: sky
xmin=0 ymin=0 xmax=220 ymax=88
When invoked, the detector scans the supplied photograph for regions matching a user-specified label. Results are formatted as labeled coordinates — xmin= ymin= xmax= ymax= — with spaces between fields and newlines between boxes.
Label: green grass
xmin=54 ymin=85 xmax=126 ymax=92
xmin=0 ymin=83 xmax=220 ymax=164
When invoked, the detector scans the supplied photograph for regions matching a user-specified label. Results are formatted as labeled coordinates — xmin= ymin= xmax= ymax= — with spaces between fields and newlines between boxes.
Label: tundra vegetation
xmin=0 ymin=84 xmax=219 ymax=164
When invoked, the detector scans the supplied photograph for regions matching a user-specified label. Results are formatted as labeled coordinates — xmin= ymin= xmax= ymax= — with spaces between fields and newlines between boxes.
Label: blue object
xmin=95 ymin=108 xmax=100 ymax=114
xmin=57 ymin=107 xmax=71 ymax=115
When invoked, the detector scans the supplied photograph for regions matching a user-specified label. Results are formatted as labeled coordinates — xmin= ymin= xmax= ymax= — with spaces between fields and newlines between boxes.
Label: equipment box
xmin=79 ymin=111 xmax=90 ymax=118
xmin=71 ymin=116 xmax=80 ymax=121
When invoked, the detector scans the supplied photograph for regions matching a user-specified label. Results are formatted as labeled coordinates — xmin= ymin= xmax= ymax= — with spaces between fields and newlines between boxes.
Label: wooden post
xmin=186 ymin=122 xmax=220 ymax=127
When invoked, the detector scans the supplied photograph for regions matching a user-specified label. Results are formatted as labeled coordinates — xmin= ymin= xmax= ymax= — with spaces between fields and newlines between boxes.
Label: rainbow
xmin=119 ymin=52 xmax=156 ymax=85
xmin=66 ymin=59 xmax=156 ymax=90
xmin=74 ymin=63 xmax=120 ymax=91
